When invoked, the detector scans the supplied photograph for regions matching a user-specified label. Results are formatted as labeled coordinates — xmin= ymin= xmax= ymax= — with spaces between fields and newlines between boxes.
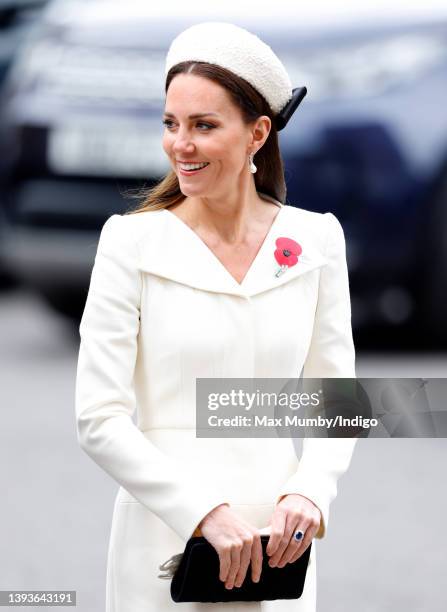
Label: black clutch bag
xmin=169 ymin=535 xmax=312 ymax=603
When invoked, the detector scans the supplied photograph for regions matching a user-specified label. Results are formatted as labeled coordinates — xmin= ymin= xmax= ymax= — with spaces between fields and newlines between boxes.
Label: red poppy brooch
xmin=274 ymin=237 xmax=302 ymax=277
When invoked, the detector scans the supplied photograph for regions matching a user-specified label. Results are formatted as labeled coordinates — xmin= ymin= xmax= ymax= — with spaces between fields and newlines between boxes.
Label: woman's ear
xmin=250 ymin=115 xmax=271 ymax=152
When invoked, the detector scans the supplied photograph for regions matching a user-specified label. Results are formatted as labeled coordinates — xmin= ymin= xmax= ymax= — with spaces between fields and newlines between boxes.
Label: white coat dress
xmin=75 ymin=191 xmax=357 ymax=612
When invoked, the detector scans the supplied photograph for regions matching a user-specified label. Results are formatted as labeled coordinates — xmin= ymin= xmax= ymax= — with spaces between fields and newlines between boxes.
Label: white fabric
xmin=165 ymin=22 xmax=293 ymax=114
xmin=75 ymin=194 xmax=357 ymax=611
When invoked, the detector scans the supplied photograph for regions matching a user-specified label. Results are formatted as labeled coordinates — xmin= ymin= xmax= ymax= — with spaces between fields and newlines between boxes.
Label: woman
xmin=75 ymin=22 xmax=357 ymax=612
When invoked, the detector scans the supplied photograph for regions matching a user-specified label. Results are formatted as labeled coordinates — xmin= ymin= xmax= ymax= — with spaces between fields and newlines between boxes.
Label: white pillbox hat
xmin=165 ymin=21 xmax=293 ymax=116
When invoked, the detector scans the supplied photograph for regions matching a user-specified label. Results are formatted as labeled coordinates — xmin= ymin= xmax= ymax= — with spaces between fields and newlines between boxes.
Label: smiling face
xmin=162 ymin=73 xmax=269 ymax=199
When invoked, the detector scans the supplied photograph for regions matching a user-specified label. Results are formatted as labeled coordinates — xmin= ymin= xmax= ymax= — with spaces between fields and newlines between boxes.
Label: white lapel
xmin=135 ymin=204 xmax=328 ymax=298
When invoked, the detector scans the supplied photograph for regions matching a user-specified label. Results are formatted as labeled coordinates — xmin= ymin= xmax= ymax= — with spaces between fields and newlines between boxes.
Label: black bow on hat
xmin=275 ymin=87 xmax=308 ymax=131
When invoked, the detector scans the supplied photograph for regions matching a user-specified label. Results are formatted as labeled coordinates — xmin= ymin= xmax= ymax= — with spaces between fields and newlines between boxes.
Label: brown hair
xmin=124 ymin=61 xmax=287 ymax=215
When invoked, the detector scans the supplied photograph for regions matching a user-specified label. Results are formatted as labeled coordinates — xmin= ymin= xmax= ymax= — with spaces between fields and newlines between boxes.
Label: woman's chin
xmin=178 ymin=182 xmax=210 ymax=196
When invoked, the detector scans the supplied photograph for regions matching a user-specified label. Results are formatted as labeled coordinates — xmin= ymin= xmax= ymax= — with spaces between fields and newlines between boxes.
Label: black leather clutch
xmin=170 ymin=535 xmax=312 ymax=603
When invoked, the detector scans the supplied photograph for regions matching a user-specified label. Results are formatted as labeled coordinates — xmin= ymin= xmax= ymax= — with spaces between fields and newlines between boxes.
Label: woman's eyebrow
xmin=163 ymin=112 xmax=220 ymax=119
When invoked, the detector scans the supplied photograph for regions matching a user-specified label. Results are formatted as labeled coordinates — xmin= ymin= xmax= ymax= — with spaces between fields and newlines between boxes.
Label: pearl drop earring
xmin=248 ymin=152 xmax=257 ymax=174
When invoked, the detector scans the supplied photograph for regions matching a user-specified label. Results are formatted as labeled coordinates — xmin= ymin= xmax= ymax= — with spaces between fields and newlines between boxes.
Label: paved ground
xmin=0 ymin=287 xmax=446 ymax=611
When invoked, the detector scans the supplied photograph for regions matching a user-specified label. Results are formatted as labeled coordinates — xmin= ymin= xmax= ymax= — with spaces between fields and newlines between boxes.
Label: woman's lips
xmin=178 ymin=163 xmax=209 ymax=176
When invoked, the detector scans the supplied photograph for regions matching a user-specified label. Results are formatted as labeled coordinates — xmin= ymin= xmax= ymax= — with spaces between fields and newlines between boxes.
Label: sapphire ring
xmin=294 ymin=530 xmax=304 ymax=542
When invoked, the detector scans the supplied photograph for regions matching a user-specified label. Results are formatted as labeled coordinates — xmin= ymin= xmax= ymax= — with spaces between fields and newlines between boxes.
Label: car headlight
xmin=7 ymin=35 xmax=166 ymax=106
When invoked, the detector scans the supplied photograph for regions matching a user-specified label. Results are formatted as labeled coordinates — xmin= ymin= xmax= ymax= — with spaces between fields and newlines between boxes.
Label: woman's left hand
xmin=266 ymin=494 xmax=321 ymax=567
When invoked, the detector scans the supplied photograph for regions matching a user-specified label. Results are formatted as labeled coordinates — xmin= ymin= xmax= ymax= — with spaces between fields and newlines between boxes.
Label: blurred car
xmin=0 ymin=0 xmax=446 ymax=344
xmin=0 ymin=0 xmax=48 ymax=285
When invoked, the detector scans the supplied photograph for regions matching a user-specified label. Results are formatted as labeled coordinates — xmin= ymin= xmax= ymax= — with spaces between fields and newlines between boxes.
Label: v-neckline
xmin=163 ymin=197 xmax=284 ymax=287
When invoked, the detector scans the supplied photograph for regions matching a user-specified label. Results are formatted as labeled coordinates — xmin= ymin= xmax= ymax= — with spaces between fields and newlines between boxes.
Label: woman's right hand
xmin=197 ymin=503 xmax=263 ymax=589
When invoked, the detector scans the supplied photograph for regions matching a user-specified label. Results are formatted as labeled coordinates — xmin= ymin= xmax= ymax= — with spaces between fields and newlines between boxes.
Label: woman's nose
xmin=173 ymin=140 xmax=195 ymax=156
xmin=172 ymin=128 xmax=195 ymax=155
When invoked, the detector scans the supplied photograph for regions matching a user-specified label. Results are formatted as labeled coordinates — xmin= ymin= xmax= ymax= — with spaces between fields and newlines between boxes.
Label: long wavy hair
xmin=124 ymin=61 xmax=287 ymax=215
